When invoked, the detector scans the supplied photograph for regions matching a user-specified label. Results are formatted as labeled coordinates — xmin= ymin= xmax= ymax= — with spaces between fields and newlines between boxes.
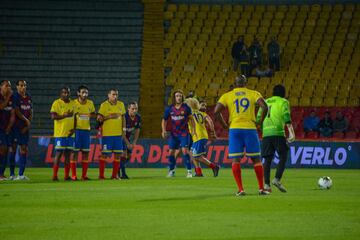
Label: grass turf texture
xmin=1 ymin=168 xmax=359 ymax=240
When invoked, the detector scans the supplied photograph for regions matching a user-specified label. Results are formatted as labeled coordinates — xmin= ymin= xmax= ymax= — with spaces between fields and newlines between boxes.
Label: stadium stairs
xmin=0 ymin=0 xmax=144 ymax=135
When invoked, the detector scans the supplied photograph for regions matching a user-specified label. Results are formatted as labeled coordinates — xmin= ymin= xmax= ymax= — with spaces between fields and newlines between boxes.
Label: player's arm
xmin=51 ymin=110 xmax=73 ymax=120
xmin=0 ymin=95 xmax=11 ymax=109
xmin=122 ymin=114 xmax=131 ymax=147
xmin=161 ymin=107 xmax=170 ymax=139
xmin=188 ymin=114 xmax=197 ymax=137
xmin=283 ymin=101 xmax=295 ymax=143
xmin=205 ymin=115 xmax=217 ymax=139
xmin=256 ymin=97 xmax=268 ymax=127
xmin=214 ymin=103 xmax=228 ymax=129
xmin=6 ymin=109 xmax=16 ymax=134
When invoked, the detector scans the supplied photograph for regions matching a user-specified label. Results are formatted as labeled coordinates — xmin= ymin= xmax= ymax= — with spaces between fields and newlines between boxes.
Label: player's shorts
xmin=54 ymin=137 xmax=74 ymax=151
xmin=74 ymin=129 xmax=91 ymax=152
xmin=191 ymin=138 xmax=207 ymax=158
xmin=12 ymin=128 xmax=30 ymax=145
xmin=228 ymin=128 xmax=260 ymax=158
xmin=168 ymin=134 xmax=190 ymax=150
xmin=101 ymin=136 xmax=123 ymax=155
xmin=261 ymin=136 xmax=289 ymax=158
xmin=0 ymin=129 xmax=12 ymax=146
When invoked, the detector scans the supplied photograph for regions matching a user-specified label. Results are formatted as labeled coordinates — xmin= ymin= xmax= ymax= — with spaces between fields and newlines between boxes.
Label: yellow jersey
xmin=98 ymin=100 xmax=126 ymax=136
xmin=50 ymin=98 xmax=75 ymax=137
xmin=74 ymin=99 xmax=95 ymax=130
xmin=189 ymin=110 xmax=209 ymax=142
xmin=218 ymin=87 xmax=262 ymax=129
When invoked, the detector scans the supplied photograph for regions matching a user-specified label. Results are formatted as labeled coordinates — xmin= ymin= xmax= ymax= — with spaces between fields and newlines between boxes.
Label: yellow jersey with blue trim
xmin=98 ymin=100 xmax=126 ymax=136
xmin=74 ymin=99 xmax=95 ymax=130
xmin=50 ymin=98 xmax=75 ymax=137
xmin=189 ymin=110 xmax=208 ymax=142
xmin=218 ymin=87 xmax=262 ymax=129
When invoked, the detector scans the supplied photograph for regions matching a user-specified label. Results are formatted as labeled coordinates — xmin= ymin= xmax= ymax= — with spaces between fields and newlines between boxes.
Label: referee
xmin=257 ymin=84 xmax=295 ymax=193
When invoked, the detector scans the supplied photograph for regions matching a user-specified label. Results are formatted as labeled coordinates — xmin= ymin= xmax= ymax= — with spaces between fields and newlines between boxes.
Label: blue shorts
xmin=74 ymin=129 xmax=91 ymax=152
xmin=188 ymin=135 xmax=193 ymax=149
xmin=191 ymin=139 xmax=207 ymax=158
xmin=0 ymin=129 xmax=12 ymax=146
xmin=168 ymin=134 xmax=190 ymax=150
xmin=12 ymin=128 xmax=30 ymax=145
xmin=228 ymin=129 xmax=260 ymax=158
xmin=54 ymin=137 xmax=74 ymax=151
xmin=101 ymin=136 xmax=123 ymax=155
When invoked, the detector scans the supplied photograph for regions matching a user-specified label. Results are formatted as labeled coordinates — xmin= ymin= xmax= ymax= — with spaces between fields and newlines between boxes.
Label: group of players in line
xmin=0 ymin=75 xmax=295 ymax=196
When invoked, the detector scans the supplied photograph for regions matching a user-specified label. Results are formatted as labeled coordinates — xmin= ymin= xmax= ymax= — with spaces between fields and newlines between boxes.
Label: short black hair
xmin=273 ymin=84 xmax=286 ymax=98
xmin=16 ymin=80 xmax=26 ymax=86
xmin=60 ymin=86 xmax=70 ymax=93
xmin=128 ymin=101 xmax=138 ymax=107
xmin=108 ymin=88 xmax=118 ymax=94
xmin=1 ymin=80 xmax=10 ymax=86
xmin=234 ymin=75 xmax=247 ymax=87
xmin=77 ymin=85 xmax=88 ymax=92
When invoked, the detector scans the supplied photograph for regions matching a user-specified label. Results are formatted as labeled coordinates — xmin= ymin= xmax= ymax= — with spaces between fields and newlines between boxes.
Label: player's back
xmin=218 ymin=87 xmax=262 ymax=129
xmin=190 ymin=110 xmax=208 ymax=142
xmin=261 ymin=96 xmax=291 ymax=137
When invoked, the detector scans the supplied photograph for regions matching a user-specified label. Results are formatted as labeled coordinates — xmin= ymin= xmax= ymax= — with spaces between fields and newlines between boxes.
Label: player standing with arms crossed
xmin=161 ymin=90 xmax=196 ymax=178
xmin=50 ymin=87 xmax=75 ymax=181
xmin=0 ymin=80 xmax=15 ymax=180
xmin=97 ymin=89 xmax=126 ymax=180
xmin=257 ymin=84 xmax=295 ymax=192
xmin=215 ymin=75 xmax=269 ymax=196
xmin=73 ymin=85 xmax=96 ymax=180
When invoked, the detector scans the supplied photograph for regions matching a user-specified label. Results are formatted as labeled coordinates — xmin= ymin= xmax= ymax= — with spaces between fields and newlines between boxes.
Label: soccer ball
xmin=318 ymin=176 xmax=333 ymax=189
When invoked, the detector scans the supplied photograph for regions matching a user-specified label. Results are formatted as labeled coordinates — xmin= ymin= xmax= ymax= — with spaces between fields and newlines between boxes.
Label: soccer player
xmin=214 ymin=75 xmax=269 ymax=196
xmin=73 ymin=85 xmax=96 ymax=180
xmin=161 ymin=90 xmax=196 ymax=178
xmin=119 ymin=101 xmax=141 ymax=179
xmin=257 ymin=84 xmax=295 ymax=192
xmin=0 ymin=80 xmax=15 ymax=181
xmin=97 ymin=89 xmax=126 ymax=180
xmin=50 ymin=87 xmax=75 ymax=181
xmin=185 ymin=98 xmax=220 ymax=177
xmin=10 ymin=80 xmax=33 ymax=180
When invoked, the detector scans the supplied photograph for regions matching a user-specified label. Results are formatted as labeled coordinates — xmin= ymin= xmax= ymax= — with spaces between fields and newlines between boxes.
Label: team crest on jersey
xmin=103 ymin=144 xmax=107 ymax=150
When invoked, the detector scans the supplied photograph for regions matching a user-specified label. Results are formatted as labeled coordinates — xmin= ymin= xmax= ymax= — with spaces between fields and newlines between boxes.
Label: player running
xmin=119 ymin=101 xmax=141 ymax=179
xmin=0 ymin=80 xmax=15 ymax=181
xmin=257 ymin=84 xmax=295 ymax=193
xmin=50 ymin=87 xmax=75 ymax=181
xmin=97 ymin=89 xmax=126 ymax=180
xmin=10 ymin=80 xmax=33 ymax=180
xmin=161 ymin=90 xmax=196 ymax=178
xmin=185 ymin=98 xmax=220 ymax=177
xmin=73 ymin=85 xmax=96 ymax=180
xmin=214 ymin=75 xmax=269 ymax=196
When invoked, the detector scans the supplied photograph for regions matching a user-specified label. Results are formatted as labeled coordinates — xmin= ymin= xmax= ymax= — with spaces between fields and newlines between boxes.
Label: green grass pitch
xmin=1 ymin=168 xmax=359 ymax=240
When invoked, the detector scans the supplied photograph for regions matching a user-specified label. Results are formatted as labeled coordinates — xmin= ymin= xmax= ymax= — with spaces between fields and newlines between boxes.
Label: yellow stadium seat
xmin=312 ymin=97 xmax=323 ymax=107
xmin=167 ymin=4 xmax=177 ymax=12
xmin=348 ymin=98 xmax=359 ymax=107
xmin=233 ymin=5 xmax=243 ymax=12
xmin=200 ymin=5 xmax=210 ymax=12
xmin=323 ymin=97 xmax=335 ymax=106
xmin=289 ymin=97 xmax=299 ymax=106
xmin=267 ymin=5 xmax=276 ymax=12
xmin=299 ymin=97 xmax=311 ymax=106
xmin=335 ymin=98 xmax=348 ymax=107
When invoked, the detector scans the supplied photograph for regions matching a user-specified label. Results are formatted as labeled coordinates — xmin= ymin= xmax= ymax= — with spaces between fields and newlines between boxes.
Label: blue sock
xmin=19 ymin=154 xmax=27 ymax=176
xmin=9 ymin=152 xmax=16 ymax=176
xmin=120 ymin=161 xmax=126 ymax=175
xmin=0 ymin=154 xmax=6 ymax=176
xmin=183 ymin=154 xmax=191 ymax=170
xmin=168 ymin=155 xmax=176 ymax=171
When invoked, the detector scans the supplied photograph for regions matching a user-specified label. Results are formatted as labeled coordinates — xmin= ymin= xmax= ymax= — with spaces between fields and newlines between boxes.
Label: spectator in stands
xmin=267 ymin=37 xmax=281 ymax=71
xmin=232 ymin=35 xmax=245 ymax=71
xmin=333 ymin=111 xmax=348 ymax=134
xmin=318 ymin=111 xmax=333 ymax=137
xmin=232 ymin=36 xmax=249 ymax=76
xmin=248 ymin=37 xmax=263 ymax=73
xmin=303 ymin=110 xmax=320 ymax=133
